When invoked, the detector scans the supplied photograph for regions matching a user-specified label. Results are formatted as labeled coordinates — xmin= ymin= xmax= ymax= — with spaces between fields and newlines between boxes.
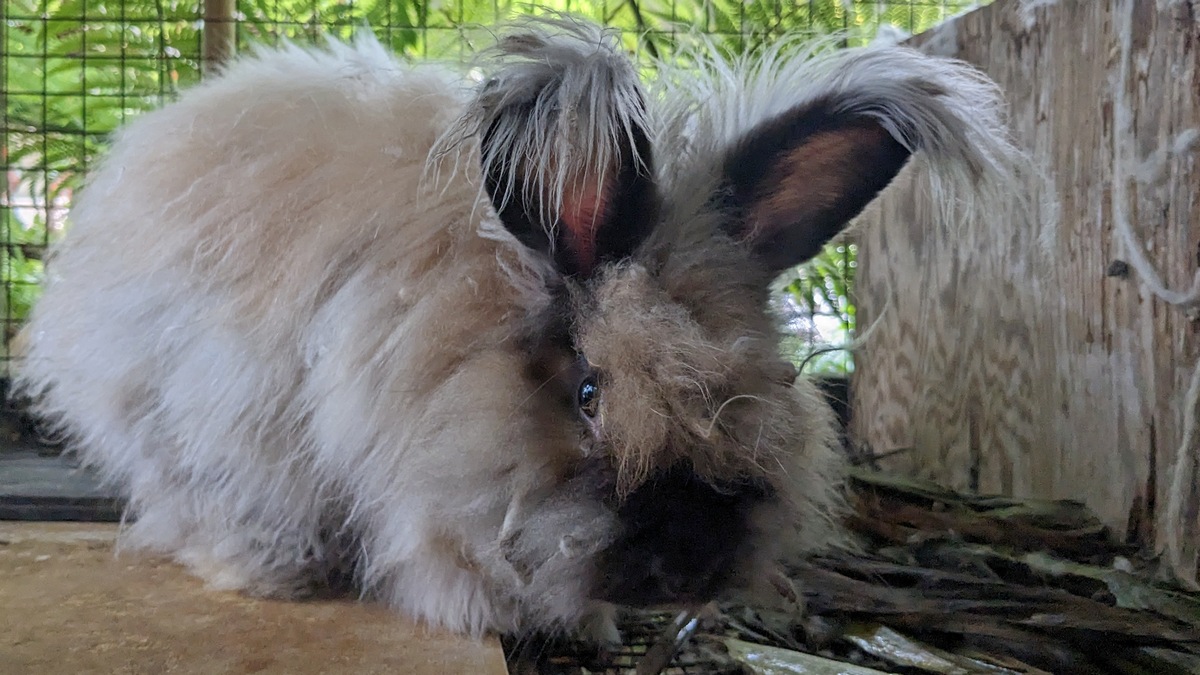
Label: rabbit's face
xmin=574 ymin=251 xmax=792 ymax=490
xmin=461 ymin=19 xmax=971 ymax=610
xmin=510 ymin=234 xmax=844 ymax=607
xmin=568 ymin=251 xmax=807 ymax=606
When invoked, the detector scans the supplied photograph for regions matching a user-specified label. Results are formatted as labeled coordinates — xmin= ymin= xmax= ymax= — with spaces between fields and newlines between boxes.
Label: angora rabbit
xmin=15 ymin=16 xmax=1028 ymax=640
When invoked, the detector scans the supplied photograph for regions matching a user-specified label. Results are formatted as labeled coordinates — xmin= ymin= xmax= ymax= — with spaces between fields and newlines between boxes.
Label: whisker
xmin=704 ymin=394 xmax=764 ymax=437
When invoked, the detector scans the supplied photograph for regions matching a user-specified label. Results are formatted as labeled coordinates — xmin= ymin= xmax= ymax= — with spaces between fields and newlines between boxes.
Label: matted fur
xmin=13 ymin=17 xmax=1034 ymax=640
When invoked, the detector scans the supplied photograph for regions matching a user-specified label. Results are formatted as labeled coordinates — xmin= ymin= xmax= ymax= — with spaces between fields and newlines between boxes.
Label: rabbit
xmin=13 ymin=15 xmax=1032 ymax=642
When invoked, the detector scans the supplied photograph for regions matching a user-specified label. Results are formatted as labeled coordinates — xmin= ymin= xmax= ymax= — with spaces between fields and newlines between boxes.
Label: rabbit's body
xmin=17 ymin=39 xmax=607 ymax=636
xmin=15 ymin=19 xmax=1033 ymax=640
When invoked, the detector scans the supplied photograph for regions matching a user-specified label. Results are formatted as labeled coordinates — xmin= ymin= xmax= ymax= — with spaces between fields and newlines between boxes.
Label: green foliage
xmin=783 ymin=243 xmax=857 ymax=374
xmin=2 ymin=0 xmax=981 ymax=366
xmin=3 ymin=0 xmax=204 ymax=345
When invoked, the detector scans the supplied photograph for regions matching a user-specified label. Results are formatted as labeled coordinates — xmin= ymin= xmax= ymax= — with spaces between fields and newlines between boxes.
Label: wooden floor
xmin=0 ymin=522 xmax=509 ymax=675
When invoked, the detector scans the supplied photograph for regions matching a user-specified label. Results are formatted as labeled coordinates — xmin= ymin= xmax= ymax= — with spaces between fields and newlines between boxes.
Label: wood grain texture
xmin=850 ymin=0 xmax=1200 ymax=581
xmin=0 ymin=522 xmax=511 ymax=675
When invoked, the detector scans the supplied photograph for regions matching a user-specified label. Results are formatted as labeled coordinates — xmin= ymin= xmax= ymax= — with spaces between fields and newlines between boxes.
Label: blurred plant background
xmin=2 ymin=0 xmax=985 ymax=374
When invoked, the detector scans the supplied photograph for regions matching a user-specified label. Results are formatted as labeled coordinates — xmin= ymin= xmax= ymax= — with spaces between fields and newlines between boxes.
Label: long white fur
xmin=14 ymin=19 xmax=1033 ymax=639
xmin=651 ymin=32 xmax=1039 ymax=243
xmin=435 ymin=16 xmax=651 ymax=233
xmin=19 ymin=33 xmax=567 ymax=636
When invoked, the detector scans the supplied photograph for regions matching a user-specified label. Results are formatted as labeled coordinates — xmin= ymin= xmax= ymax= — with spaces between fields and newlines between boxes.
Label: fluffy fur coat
xmin=14 ymin=17 xmax=1031 ymax=640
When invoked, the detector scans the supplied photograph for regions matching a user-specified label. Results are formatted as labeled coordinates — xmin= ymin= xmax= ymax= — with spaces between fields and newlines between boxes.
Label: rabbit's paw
xmin=499 ymin=529 xmax=536 ymax=586
xmin=558 ymin=515 xmax=619 ymax=559
xmin=766 ymin=567 xmax=806 ymax=617
xmin=579 ymin=603 xmax=622 ymax=649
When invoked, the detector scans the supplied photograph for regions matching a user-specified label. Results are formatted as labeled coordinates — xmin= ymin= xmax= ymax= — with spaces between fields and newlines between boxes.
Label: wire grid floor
xmin=504 ymin=611 xmax=745 ymax=674
xmin=1 ymin=0 xmax=984 ymax=378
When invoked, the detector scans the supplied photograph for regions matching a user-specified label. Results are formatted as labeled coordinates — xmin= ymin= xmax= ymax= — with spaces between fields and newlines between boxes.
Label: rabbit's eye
xmin=577 ymin=376 xmax=600 ymax=418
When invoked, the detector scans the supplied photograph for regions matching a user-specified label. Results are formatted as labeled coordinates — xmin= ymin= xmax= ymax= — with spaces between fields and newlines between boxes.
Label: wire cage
xmin=2 ymin=2 xmax=990 ymax=670
xmin=1 ymin=0 xmax=984 ymax=386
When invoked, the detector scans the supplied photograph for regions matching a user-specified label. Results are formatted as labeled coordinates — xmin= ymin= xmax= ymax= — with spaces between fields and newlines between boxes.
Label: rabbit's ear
xmin=481 ymin=109 xmax=658 ymax=278
xmin=465 ymin=19 xmax=659 ymax=278
xmin=716 ymin=98 xmax=912 ymax=274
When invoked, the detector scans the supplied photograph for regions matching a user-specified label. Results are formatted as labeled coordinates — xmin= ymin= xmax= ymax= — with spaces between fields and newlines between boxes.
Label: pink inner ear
xmin=560 ymin=179 xmax=612 ymax=274
xmin=744 ymin=125 xmax=896 ymax=244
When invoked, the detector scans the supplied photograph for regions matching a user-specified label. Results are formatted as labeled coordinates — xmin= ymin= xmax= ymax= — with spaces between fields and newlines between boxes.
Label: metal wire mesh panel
xmin=0 ymin=0 xmax=985 ymax=380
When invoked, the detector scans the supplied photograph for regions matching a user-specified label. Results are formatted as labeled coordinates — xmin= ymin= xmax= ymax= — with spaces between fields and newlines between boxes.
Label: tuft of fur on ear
xmin=436 ymin=16 xmax=658 ymax=277
xmin=649 ymin=33 xmax=1041 ymax=273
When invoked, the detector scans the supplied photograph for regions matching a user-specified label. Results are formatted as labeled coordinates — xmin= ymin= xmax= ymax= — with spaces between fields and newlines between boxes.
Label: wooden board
xmin=0 ymin=451 xmax=122 ymax=522
xmin=851 ymin=0 xmax=1200 ymax=582
xmin=0 ymin=522 xmax=509 ymax=675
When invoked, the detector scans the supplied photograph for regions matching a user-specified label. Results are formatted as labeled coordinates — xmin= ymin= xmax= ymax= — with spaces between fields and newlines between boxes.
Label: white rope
xmin=1167 ymin=362 xmax=1200 ymax=577
xmin=1112 ymin=0 xmax=1200 ymax=585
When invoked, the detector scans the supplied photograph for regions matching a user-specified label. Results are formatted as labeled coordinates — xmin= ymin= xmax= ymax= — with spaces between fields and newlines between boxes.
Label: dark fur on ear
xmin=461 ymin=17 xmax=661 ymax=277
xmin=717 ymin=98 xmax=911 ymax=272
xmin=481 ymin=113 xmax=658 ymax=277
xmin=651 ymin=38 xmax=1035 ymax=278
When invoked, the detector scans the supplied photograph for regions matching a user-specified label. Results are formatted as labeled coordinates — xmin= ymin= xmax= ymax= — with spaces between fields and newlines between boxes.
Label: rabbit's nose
xmin=588 ymin=462 xmax=773 ymax=607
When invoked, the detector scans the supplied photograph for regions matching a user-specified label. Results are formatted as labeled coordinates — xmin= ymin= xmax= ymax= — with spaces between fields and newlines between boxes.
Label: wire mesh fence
xmin=1 ymin=0 xmax=986 ymax=381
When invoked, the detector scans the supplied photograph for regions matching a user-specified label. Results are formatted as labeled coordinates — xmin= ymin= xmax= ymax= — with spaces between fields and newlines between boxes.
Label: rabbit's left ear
xmin=466 ymin=21 xmax=660 ymax=278
xmin=716 ymin=100 xmax=913 ymax=274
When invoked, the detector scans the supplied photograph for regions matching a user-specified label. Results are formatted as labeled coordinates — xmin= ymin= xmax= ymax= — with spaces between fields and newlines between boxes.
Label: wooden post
xmin=203 ymin=0 xmax=237 ymax=71
xmin=851 ymin=0 xmax=1200 ymax=582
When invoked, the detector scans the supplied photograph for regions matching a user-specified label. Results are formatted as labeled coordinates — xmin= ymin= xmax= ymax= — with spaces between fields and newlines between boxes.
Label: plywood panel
xmin=0 ymin=522 xmax=510 ymax=674
xmin=851 ymin=0 xmax=1200 ymax=582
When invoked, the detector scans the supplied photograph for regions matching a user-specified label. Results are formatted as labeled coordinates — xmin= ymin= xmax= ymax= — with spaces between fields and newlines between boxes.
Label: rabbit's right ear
xmin=468 ymin=20 xmax=660 ymax=278
xmin=714 ymin=98 xmax=913 ymax=275
xmin=702 ymin=45 xmax=1023 ymax=277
